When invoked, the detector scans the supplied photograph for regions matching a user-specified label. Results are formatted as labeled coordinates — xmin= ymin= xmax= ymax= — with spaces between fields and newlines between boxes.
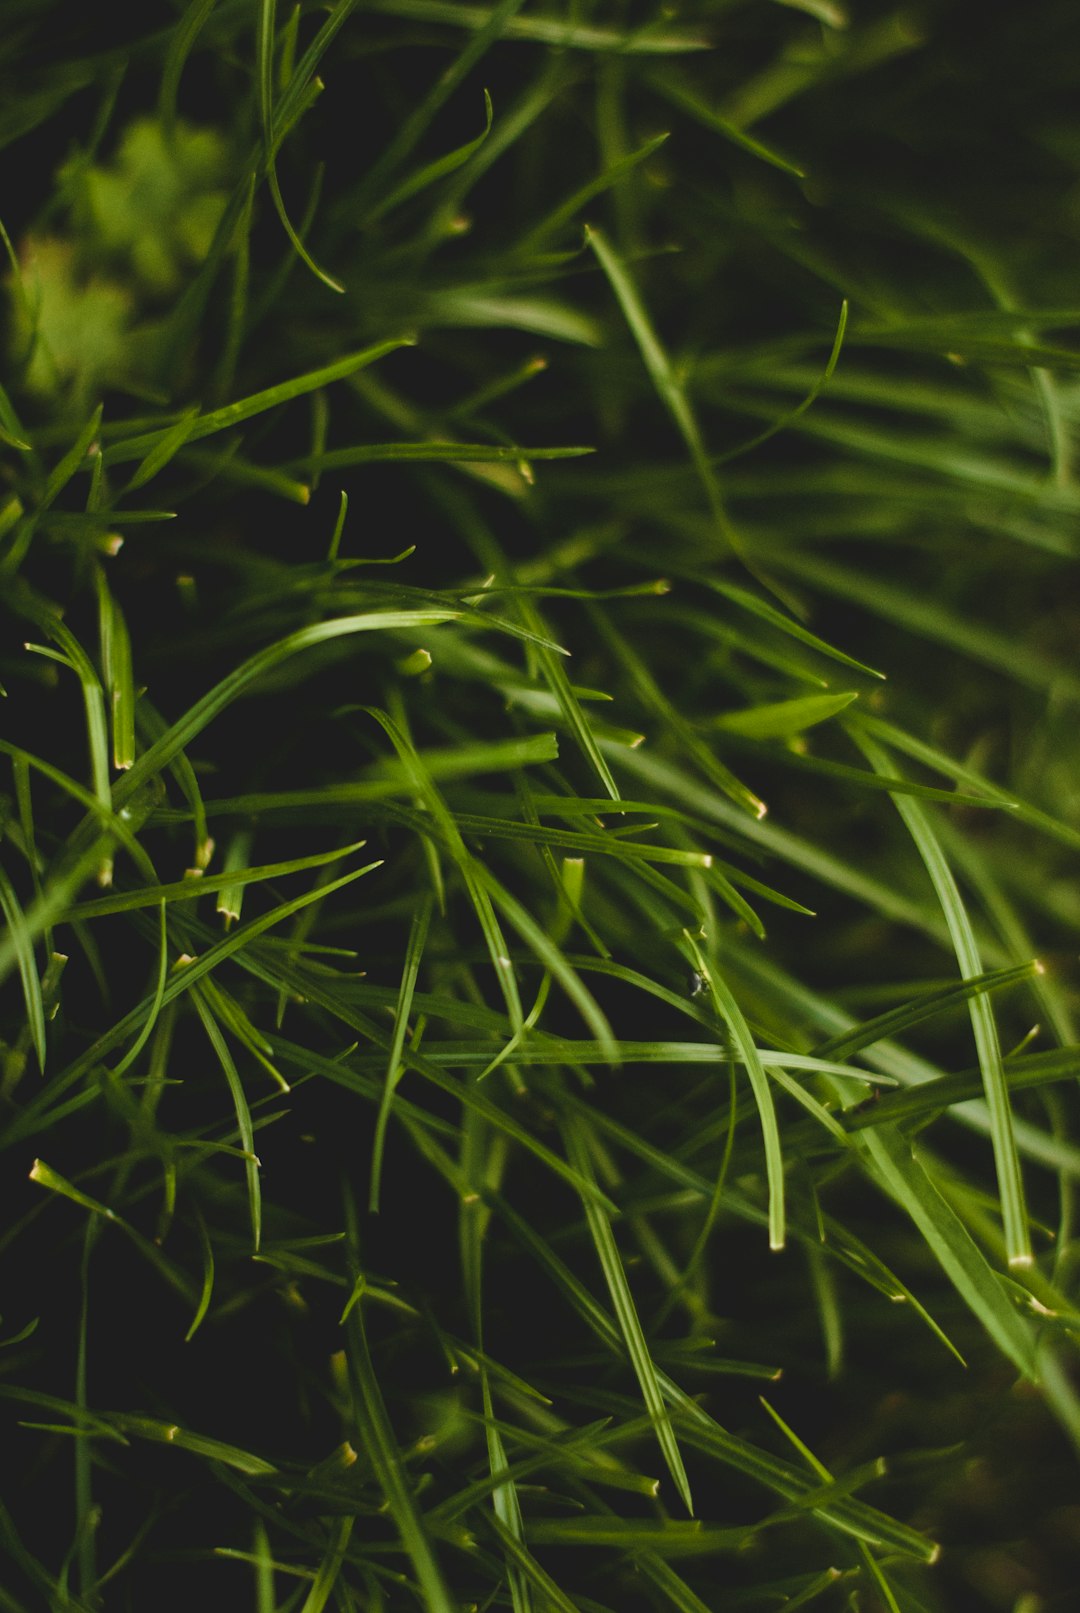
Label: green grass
xmin=2 ymin=1 xmax=1080 ymax=1608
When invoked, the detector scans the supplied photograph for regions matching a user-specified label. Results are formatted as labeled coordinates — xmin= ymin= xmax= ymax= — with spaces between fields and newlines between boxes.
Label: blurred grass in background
xmin=2 ymin=1 xmax=1080 ymax=1608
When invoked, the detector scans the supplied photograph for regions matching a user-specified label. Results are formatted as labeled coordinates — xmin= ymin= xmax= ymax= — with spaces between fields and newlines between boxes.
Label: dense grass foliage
xmin=3 ymin=2 xmax=1080 ymax=1608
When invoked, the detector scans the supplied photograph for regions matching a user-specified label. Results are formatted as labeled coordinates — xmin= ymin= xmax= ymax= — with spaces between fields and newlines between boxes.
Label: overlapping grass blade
xmin=853 ymin=730 xmax=1031 ymax=1268
xmin=561 ymin=1116 xmax=694 ymax=1514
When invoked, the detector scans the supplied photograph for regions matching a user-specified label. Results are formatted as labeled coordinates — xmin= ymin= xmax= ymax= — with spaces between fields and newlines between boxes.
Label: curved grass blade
xmin=370 ymin=894 xmax=432 ymax=1212
xmin=518 ymin=131 xmax=671 ymax=252
xmin=855 ymin=1123 xmax=1037 ymax=1378
xmin=367 ymin=89 xmax=495 ymax=224
xmin=184 ymin=1208 xmax=215 ymax=1343
xmin=814 ymin=960 xmax=1038 ymax=1064
xmin=853 ymin=730 xmax=1031 ymax=1268
xmin=364 ymin=704 xmax=523 ymax=1029
xmin=113 ymin=612 xmax=458 ymax=809
xmin=586 ymin=225 xmax=738 ymax=551
xmin=680 ymin=929 xmax=784 ymax=1251
xmin=191 ymin=986 xmax=262 ymax=1252
xmin=516 ymin=596 xmax=619 ymax=800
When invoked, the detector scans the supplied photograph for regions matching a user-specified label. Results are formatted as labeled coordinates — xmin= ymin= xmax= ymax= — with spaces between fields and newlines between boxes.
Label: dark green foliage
xmin=2 ymin=2 xmax=1080 ymax=1608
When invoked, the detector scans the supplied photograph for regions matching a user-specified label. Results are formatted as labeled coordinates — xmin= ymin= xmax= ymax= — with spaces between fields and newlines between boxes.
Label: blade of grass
xmin=370 ymin=894 xmax=432 ymax=1212
xmin=562 ymin=1116 xmax=694 ymax=1514
xmin=680 ymin=929 xmax=785 ymax=1251
xmin=853 ymin=730 xmax=1031 ymax=1268
xmin=854 ymin=1123 xmax=1037 ymax=1378
xmin=0 ymin=868 xmax=46 ymax=1073
xmin=103 ymin=339 xmax=415 ymax=466
xmin=191 ymin=985 xmax=262 ymax=1252
xmin=341 ymin=1192 xmax=455 ymax=1613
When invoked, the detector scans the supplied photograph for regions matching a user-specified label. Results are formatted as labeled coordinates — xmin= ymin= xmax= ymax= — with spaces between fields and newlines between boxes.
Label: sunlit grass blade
xmin=707 ymin=691 xmax=857 ymax=740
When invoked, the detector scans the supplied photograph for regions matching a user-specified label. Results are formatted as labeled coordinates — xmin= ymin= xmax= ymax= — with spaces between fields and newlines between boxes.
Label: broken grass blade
xmin=94 ymin=568 xmax=136 ymax=771
xmin=216 ymin=829 xmax=254 ymax=927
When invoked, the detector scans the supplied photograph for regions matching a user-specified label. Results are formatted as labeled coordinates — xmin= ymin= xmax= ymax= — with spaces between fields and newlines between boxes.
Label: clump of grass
xmin=2 ymin=2 xmax=1080 ymax=1608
